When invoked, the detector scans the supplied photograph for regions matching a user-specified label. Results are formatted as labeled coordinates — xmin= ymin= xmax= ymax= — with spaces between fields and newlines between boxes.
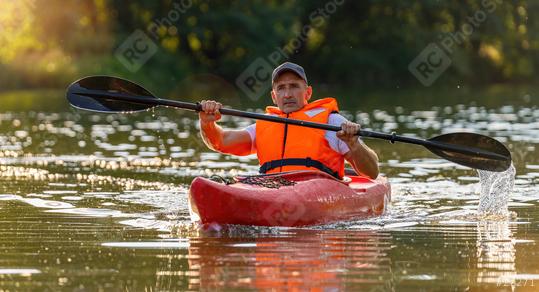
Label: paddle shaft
xmin=78 ymin=89 xmax=506 ymax=161
xmin=221 ymin=108 xmax=505 ymax=160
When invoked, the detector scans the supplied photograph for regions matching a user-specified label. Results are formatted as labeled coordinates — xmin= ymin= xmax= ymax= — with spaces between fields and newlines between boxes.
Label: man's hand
xmin=338 ymin=121 xmax=379 ymax=179
xmin=336 ymin=121 xmax=361 ymax=146
xmin=199 ymin=100 xmax=222 ymax=124
xmin=197 ymin=99 xmax=254 ymax=156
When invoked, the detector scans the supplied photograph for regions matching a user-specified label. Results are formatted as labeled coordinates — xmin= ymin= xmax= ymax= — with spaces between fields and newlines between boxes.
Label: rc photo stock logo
xmin=408 ymin=0 xmax=501 ymax=86
xmin=235 ymin=0 xmax=346 ymax=100
xmin=408 ymin=43 xmax=452 ymax=87
xmin=235 ymin=57 xmax=274 ymax=101
xmin=115 ymin=30 xmax=158 ymax=73
xmin=262 ymin=194 xmax=306 ymax=226
xmin=114 ymin=0 xmax=193 ymax=72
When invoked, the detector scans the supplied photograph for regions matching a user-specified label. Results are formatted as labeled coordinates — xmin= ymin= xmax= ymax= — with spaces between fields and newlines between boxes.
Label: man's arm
xmin=337 ymin=121 xmax=380 ymax=179
xmin=199 ymin=100 xmax=254 ymax=156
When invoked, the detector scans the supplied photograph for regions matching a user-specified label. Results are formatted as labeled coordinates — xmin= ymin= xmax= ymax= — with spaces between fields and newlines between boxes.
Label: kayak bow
xmin=188 ymin=170 xmax=391 ymax=227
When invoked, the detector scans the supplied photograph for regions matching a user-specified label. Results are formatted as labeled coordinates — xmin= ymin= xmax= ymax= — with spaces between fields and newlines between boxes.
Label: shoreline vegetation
xmin=1 ymin=1 xmax=536 ymax=101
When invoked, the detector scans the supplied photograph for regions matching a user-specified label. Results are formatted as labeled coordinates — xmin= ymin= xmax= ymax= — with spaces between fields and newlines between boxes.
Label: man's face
xmin=271 ymin=71 xmax=312 ymax=113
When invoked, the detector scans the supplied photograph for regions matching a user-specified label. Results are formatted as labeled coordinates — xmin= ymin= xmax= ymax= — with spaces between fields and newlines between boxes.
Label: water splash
xmin=475 ymin=220 xmax=516 ymax=285
xmin=477 ymin=163 xmax=516 ymax=216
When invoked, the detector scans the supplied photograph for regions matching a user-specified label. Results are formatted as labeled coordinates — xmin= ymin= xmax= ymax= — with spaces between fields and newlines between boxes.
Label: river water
xmin=0 ymin=88 xmax=538 ymax=291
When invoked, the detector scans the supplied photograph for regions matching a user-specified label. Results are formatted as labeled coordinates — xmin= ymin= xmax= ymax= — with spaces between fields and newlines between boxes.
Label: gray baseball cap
xmin=272 ymin=62 xmax=308 ymax=84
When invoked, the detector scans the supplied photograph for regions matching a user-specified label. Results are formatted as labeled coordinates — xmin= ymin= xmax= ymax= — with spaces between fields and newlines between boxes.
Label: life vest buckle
xmin=305 ymin=157 xmax=313 ymax=168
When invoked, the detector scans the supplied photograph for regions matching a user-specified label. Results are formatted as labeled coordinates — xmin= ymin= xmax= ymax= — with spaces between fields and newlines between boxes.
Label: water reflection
xmin=476 ymin=220 xmax=516 ymax=286
xmin=184 ymin=229 xmax=393 ymax=291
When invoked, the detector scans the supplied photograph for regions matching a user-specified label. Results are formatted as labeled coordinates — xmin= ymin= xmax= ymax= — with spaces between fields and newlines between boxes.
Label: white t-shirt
xmin=244 ymin=113 xmax=357 ymax=155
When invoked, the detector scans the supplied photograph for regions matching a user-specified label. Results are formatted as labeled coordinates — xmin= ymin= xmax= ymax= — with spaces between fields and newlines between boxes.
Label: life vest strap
xmin=259 ymin=157 xmax=341 ymax=179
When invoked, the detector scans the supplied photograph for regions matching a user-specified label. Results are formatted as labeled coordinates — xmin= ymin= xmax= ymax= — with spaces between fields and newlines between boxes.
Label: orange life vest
xmin=255 ymin=98 xmax=345 ymax=178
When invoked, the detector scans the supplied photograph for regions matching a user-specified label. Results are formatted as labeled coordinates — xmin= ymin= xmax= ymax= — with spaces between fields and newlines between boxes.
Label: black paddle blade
xmin=66 ymin=76 xmax=156 ymax=113
xmin=426 ymin=132 xmax=511 ymax=172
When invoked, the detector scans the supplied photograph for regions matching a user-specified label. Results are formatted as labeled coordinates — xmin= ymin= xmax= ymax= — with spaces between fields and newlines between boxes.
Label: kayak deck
xmin=188 ymin=170 xmax=391 ymax=227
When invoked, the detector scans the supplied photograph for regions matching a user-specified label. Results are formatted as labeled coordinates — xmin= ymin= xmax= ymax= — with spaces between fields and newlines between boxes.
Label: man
xmin=198 ymin=62 xmax=379 ymax=179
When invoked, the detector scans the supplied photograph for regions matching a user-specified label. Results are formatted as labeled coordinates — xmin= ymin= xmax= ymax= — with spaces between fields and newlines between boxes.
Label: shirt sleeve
xmin=326 ymin=113 xmax=361 ymax=155
xmin=243 ymin=123 xmax=256 ymax=150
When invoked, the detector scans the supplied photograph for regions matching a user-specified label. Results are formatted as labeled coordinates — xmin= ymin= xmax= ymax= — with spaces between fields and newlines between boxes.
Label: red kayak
xmin=188 ymin=170 xmax=391 ymax=227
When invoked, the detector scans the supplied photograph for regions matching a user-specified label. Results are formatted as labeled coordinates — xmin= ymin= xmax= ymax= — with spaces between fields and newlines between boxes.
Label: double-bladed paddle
xmin=66 ymin=76 xmax=512 ymax=172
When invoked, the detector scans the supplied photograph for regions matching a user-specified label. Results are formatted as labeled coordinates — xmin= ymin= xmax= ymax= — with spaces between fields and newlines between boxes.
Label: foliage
xmin=0 ymin=0 xmax=537 ymax=97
